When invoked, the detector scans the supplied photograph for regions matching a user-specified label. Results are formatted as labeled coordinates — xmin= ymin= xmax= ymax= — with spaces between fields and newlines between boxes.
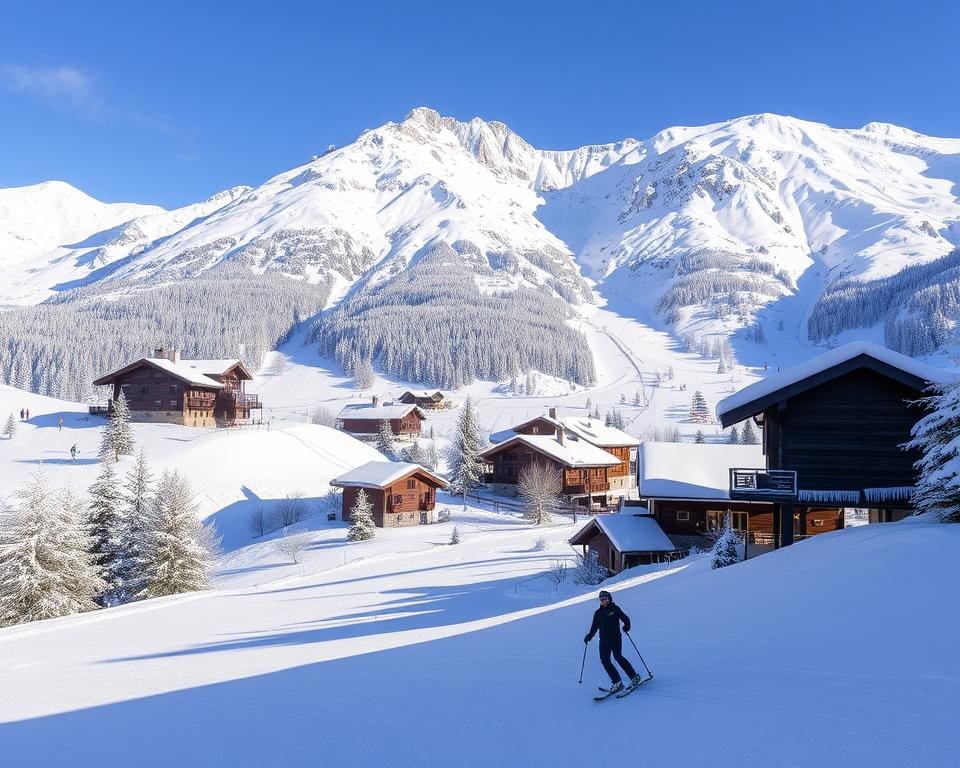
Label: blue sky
xmin=1 ymin=0 xmax=957 ymax=208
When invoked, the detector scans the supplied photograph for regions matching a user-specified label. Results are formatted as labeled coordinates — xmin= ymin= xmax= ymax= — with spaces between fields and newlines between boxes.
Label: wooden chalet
xmin=398 ymin=390 xmax=445 ymax=409
xmin=92 ymin=349 xmax=260 ymax=428
xmin=716 ymin=341 xmax=952 ymax=547
xmin=331 ymin=461 xmax=449 ymax=527
xmin=497 ymin=407 xmax=639 ymax=495
xmin=569 ymin=512 xmax=680 ymax=573
xmin=336 ymin=398 xmax=426 ymax=437
xmin=481 ymin=427 xmax=623 ymax=509
xmin=636 ymin=442 xmax=778 ymax=555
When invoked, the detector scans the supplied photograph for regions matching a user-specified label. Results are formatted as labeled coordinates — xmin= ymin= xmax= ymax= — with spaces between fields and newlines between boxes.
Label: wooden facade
xmin=339 ymin=411 xmax=424 ymax=436
xmin=336 ymin=467 xmax=446 ymax=527
xmin=718 ymin=346 xmax=942 ymax=547
xmin=569 ymin=514 xmax=680 ymax=573
xmin=93 ymin=353 xmax=259 ymax=428
xmin=398 ymin=391 xmax=445 ymax=409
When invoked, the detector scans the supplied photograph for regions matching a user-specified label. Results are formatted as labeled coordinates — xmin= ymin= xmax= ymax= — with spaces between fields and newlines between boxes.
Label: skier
xmin=19 ymin=408 xmax=24 ymax=420
xmin=70 ymin=444 xmax=77 ymax=461
xmin=584 ymin=590 xmax=641 ymax=694
xmin=58 ymin=416 xmax=64 ymax=431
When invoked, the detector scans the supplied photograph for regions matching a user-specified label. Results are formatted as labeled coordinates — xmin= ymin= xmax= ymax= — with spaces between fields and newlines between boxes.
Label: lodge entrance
xmin=707 ymin=510 xmax=747 ymax=533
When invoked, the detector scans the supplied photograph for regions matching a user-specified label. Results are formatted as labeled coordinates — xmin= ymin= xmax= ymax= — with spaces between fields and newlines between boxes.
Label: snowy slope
xmin=0 ymin=514 xmax=955 ymax=767
xmin=0 ymin=182 xmax=247 ymax=305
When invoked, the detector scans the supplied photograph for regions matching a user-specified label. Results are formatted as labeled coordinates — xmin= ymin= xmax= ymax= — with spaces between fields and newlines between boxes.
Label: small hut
xmin=331 ymin=461 xmax=448 ymax=527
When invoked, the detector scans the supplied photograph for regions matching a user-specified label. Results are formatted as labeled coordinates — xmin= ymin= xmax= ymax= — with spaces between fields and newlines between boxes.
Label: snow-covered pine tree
xmin=906 ymin=382 xmax=960 ymax=522
xmin=688 ymin=391 xmax=711 ymax=423
xmin=694 ymin=430 xmax=705 ymax=444
xmin=711 ymin=511 xmax=743 ymax=569
xmin=728 ymin=426 xmax=741 ymax=445
xmin=0 ymin=473 xmax=105 ymax=627
xmin=447 ymin=396 xmax=484 ymax=500
xmin=633 ymin=390 xmax=642 ymax=407
xmin=449 ymin=526 xmax=461 ymax=545
xmin=354 ymin=359 xmax=375 ymax=390
xmin=518 ymin=461 xmax=562 ymax=525
xmin=114 ymin=448 xmax=154 ymax=603
xmin=347 ymin=489 xmax=376 ymax=541
xmin=376 ymin=419 xmax=396 ymax=460
xmin=741 ymin=420 xmax=760 ymax=445
xmin=99 ymin=389 xmax=135 ymax=462
xmin=132 ymin=470 xmax=218 ymax=599
xmin=87 ymin=459 xmax=126 ymax=606
xmin=424 ymin=440 xmax=438 ymax=471
xmin=3 ymin=412 xmax=16 ymax=439
xmin=592 ymin=405 xmax=601 ymax=420
xmin=717 ymin=358 xmax=727 ymax=374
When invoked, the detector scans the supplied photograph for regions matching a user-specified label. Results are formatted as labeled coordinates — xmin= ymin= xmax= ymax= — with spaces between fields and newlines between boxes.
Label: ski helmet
xmin=598 ymin=590 xmax=612 ymax=601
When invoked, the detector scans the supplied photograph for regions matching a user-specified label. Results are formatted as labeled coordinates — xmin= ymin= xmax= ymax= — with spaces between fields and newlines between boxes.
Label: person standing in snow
xmin=584 ymin=590 xmax=640 ymax=693
xmin=70 ymin=444 xmax=77 ymax=460
xmin=19 ymin=408 xmax=24 ymax=420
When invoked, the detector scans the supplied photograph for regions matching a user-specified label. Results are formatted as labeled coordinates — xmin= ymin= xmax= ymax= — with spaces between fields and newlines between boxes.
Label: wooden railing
xmin=224 ymin=391 xmax=260 ymax=409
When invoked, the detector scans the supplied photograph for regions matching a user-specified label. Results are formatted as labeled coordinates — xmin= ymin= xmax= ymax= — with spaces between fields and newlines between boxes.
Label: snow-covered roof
xmin=337 ymin=403 xmax=425 ymax=420
xmin=717 ymin=341 xmax=954 ymax=425
xmin=145 ymin=358 xmax=225 ymax=388
xmin=571 ymin=514 xmax=676 ymax=552
xmin=185 ymin=359 xmax=250 ymax=378
xmin=639 ymin=442 xmax=765 ymax=500
xmin=482 ymin=434 xmax=621 ymax=467
xmin=331 ymin=461 xmax=448 ymax=489
xmin=560 ymin=415 xmax=640 ymax=447
xmin=489 ymin=412 xmax=638 ymax=448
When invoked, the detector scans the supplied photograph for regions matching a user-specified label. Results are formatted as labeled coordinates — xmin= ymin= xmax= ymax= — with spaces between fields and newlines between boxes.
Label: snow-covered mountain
xmin=2 ymin=109 xmax=960 ymax=392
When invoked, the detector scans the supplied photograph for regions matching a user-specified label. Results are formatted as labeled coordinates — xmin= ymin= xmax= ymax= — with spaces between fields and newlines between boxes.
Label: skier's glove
xmin=583 ymin=634 xmax=591 ymax=644
xmin=623 ymin=624 xmax=630 ymax=633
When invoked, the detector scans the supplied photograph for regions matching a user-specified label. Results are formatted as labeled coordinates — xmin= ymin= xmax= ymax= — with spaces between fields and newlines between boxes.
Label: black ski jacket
xmin=585 ymin=602 xmax=630 ymax=642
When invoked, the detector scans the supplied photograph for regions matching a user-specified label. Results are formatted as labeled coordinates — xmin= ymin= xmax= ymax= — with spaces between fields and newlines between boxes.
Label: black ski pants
xmin=599 ymin=634 xmax=636 ymax=683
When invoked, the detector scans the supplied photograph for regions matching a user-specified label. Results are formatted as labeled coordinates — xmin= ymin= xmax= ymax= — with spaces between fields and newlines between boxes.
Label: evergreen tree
xmin=3 ymin=412 xmax=16 ymax=439
xmin=347 ymin=489 xmax=376 ymax=541
xmin=633 ymin=390 xmax=642 ymax=407
xmin=87 ymin=460 xmax=126 ymax=606
xmin=728 ymin=426 xmax=741 ymax=445
xmin=592 ymin=405 xmax=601 ymax=420
xmin=449 ymin=526 xmax=461 ymax=545
xmin=354 ymin=359 xmax=375 ymax=390
xmin=907 ymin=382 xmax=960 ymax=522
xmin=741 ymin=420 xmax=760 ymax=445
xmin=688 ymin=391 xmax=711 ymax=423
xmin=694 ymin=430 xmax=705 ymax=444
xmin=717 ymin=358 xmax=727 ymax=374
xmin=375 ymin=419 xmax=396 ymax=460
xmin=447 ymin=396 xmax=484 ymax=499
xmin=116 ymin=449 xmax=154 ymax=603
xmin=100 ymin=389 xmax=135 ymax=463
xmin=0 ymin=473 xmax=104 ymax=627
xmin=711 ymin=512 xmax=743 ymax=569
xmin=132 ymin=470 xmax=218 ymax=599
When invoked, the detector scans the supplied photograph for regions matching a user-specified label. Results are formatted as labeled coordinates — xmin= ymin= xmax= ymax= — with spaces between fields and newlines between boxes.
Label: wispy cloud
xmin=0 ymin=64 xmax=103 ymax=116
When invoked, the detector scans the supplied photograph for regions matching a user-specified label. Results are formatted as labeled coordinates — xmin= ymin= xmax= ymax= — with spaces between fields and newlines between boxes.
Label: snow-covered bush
xmin=273 ymin=531 xmax=311 ymax=564
xmin=274 ymin=492 xmax=310 ymax=528
xmin=547 ymin=560 xmax=568 ymax=587
xmin=533 ymin=536 xmax=547 ymax=551
xmin=711 ymin=512 xmax=744 ymax=569
xmin=573 ymin=550 xmax=608 ymax=585
xmin=311 ymin=406 xmax=337 ymax=427
xmin=437 ymin=507 xmax=452 ymax=523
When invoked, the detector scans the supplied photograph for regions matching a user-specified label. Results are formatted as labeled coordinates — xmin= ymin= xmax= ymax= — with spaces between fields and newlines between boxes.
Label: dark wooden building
xmin=716 ymin=341 xmax=950 ymax=547
xmin=93 ymin=349 xmax=259 ymax=427
xmin=337 ymin=400 xmax=426 ymax=437
xmin=331 ymin=461 xmax=449 ymax=527
xmin=569 ymin=513 xmax=679 ymax=573
xmin=398 ymin=390 xmax=445 ymax=409
xmin=480 ymin=431 xmax=622 ymax=509
xmin=636 ymin=442 xmax=781 ymax=554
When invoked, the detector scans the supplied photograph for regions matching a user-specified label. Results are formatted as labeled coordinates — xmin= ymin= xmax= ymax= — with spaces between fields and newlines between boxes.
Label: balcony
xmin=185 ymin=394 xmax=216 ymax=409
xmin=566 ymin=481 xmax=608 ymax=495
xmin=223 ymin=391 xmax=260 ymax=409
xmin=729 ymin=468 xmax=797 ymax=502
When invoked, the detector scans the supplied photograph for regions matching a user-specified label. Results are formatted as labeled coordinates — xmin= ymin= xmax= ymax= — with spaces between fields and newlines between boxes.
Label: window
xmin=169 ymin=400 xmax=177 ymax=406
xmin=407 ymin=479 xmax=416 ymax=490
xmin=409 ymin=513 xmax=415 ymax=520
xmin=676 ymin=511 xmax=690 ymax=522
xmin=394 ymin=495 xmax=402 ymax=506
xmin=142 ymin=386 xmax=148 ymax=394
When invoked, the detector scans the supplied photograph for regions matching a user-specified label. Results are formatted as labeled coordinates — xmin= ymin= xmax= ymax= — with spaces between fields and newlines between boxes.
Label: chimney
xmin=154 ymin=347 xmax=165 ymax=359
xmin=372 ymin=395 xmax=379 ymax=407
xmin=170 ymin=349 xmax=181 ymax=364
xmin=556 ymin=426 xmax=565 ymax=445
xmin=548 ymin=407 xmax=557 ymax=420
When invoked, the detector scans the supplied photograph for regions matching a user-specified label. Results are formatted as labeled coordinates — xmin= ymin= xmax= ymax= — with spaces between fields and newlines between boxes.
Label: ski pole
xmin=624 ymin=631 xmax=653 ymax=679
xmin=578 ymin=640 xmax=588 ymax=684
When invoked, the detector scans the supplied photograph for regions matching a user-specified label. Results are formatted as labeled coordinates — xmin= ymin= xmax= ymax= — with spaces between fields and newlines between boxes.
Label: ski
xmin=615 ymin=676 xmax=652 ymax=698
xmin=593 ymin=689 xmax=620 ymax=701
